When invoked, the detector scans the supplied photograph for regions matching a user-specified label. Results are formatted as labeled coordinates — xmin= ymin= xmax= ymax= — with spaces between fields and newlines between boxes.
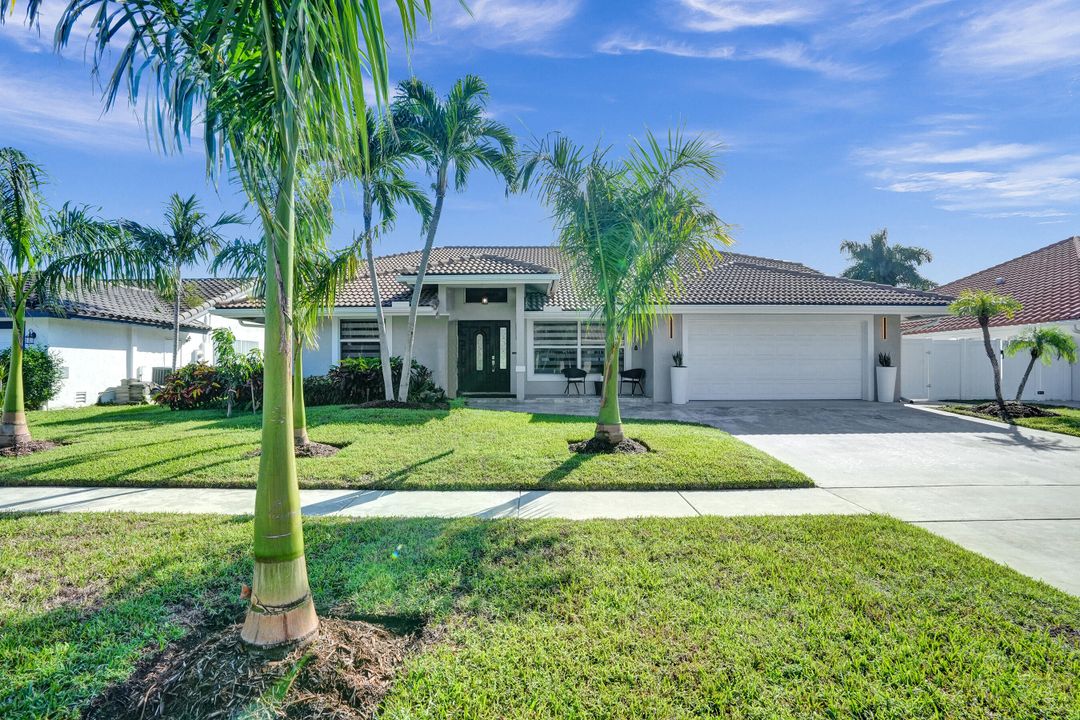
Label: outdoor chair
xmin=562 ymin=367 xmax=587 ymax=395
xmin=619 ymin=368 xmax=646 ymax=396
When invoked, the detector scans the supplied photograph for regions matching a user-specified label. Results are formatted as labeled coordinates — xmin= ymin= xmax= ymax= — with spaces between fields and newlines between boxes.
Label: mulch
xmin=84 ymin=617 xmax=425 ymax=720
xmin=247 ymin=441 xmax=342 ymax=459
xmin=0 ymin=440 xmax=64 ymax=457
xmin=972 ymin=401 xmax=1059 ymax=419
xmin=569 ymin=437 xmax=651 ymax=454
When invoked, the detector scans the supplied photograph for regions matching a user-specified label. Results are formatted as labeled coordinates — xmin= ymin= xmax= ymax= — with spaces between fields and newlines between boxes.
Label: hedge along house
xmin=214 ymin=246 xmax=954 ymax=402
xmin=0 ymin=279 xmax=262 ymax=407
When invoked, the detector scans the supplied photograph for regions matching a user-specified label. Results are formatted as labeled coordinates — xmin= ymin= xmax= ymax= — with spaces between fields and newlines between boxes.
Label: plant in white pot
xmin=876 ymin=352 xmax=898 ymax=403
xmin=670 ymin=351 xmax=689 ymax=405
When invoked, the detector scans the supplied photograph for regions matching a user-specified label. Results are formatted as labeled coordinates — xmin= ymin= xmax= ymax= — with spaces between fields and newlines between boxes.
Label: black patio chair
xmin=562 ymin=367 xmax=587 ymax=395
xmin=619 ymin=368 xmax=646 ymax=396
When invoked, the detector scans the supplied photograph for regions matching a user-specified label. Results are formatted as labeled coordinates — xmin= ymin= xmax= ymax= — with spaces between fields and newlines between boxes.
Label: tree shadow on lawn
xmin=0 ymin=514 xmax=570 ymax=717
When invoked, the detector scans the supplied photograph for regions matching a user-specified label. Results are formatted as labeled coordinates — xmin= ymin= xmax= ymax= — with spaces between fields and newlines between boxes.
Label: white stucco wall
xmin=0 ymin=312 xmax=264 ymax=408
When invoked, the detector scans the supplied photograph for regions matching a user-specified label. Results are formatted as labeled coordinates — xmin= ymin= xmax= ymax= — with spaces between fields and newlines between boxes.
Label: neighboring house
xmin=0 ymin=279 xmax=262 ymax=407
xmin=902 ymin=236 xmax=1080 ymax=402
xmin=217 ymin=245 xmax=953 ymax=402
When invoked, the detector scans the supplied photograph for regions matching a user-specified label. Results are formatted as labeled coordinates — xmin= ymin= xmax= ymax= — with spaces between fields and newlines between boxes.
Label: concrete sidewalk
xmin=0 ymin=485 xmax=864 ymax=520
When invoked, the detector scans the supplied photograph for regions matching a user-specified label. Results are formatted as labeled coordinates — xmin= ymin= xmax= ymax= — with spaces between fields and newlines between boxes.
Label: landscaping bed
xmin=0 ymin=404 xmax=809 ymax=490
xmin=1 ymin=512 xmax=1077 ymax=719
xmin=942 ymin=402 xmax=1080 ymax=438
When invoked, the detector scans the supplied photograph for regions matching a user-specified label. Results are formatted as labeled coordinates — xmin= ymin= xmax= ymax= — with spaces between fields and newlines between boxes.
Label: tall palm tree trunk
xmin=293 ymin=334 xmax=309 ymax=446
xmin=1015 ymin=351 xmax=1038 ymax=403
xmin=365 ymin=236 xmax=394 ymax=401
xmin=398 ymin=184 xmax=445 ymax=402
xmin=171 ymin=271 xmax=182 ymax=370
xmin=241 ymin=133 xmax=318 ymax=649
xmin=594 ymin=335 xmax=624 ymax=444
xmin=980 ymin=318 xmax=1011 ymax=423
xmin=0 ymin=306 xmax=31 ymax=448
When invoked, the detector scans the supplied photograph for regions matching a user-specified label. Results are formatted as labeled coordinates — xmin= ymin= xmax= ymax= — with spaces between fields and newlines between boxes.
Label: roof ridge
xmin=724 ymin=259 xmax=956 ymax=300
xmin=939 ymin=235 xmax=1080 ymax=290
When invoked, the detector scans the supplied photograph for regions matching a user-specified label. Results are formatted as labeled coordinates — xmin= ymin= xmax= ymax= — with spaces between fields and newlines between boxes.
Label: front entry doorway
xmin=457 ymin=320 xmax=511 ymax=395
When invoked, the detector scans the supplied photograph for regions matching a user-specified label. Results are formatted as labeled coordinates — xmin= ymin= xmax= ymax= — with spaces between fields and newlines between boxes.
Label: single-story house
xmin=901 ymin=236 xmax=1080 ymax=402
xmin=0 ymin=279 xmax=262 ymax=407
xmin=216 ymin=245 xmax=954 ymax=402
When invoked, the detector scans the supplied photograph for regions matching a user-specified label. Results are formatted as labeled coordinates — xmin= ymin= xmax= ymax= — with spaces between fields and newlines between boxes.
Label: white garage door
xmin=685 ymin=314 xmax=866 ymax=400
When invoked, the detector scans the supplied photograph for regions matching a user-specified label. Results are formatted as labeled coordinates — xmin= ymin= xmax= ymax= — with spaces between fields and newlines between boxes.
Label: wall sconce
xmin=880 ymin=317 xmax=888 ymax=340
xmin=481 ymin=294 xmax=489 ymax=304
xmin=25 ymin=329 xmax=36 ymax=345
xmin=667 ymin=316 xmax=674 ymax=339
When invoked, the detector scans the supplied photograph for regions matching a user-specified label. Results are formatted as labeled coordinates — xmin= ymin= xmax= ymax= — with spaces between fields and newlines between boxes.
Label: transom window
xmin=340 ymin=319 xmax=381 ymax=359
xmin=532 ymin=321 xmax=622 ymax=375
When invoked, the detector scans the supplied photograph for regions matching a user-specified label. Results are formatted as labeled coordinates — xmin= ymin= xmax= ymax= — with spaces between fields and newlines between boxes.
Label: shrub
xmin=154 ymin=362 xmax=225 ymax=410
xmin=0 ymin=345 xmax=64 ymax=410
xmin=321 ymin=356 xmax=446 ymax=405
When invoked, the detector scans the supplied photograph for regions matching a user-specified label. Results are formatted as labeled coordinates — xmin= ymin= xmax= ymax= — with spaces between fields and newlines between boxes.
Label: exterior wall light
xmin=481 ymin=295 xmax=489 ymax=304
xmin=880 ymin=317 xmax=888 ymax=340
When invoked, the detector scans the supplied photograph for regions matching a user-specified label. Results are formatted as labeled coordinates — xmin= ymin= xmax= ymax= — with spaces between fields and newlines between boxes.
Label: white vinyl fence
xmin=902 ymin=332 xmax=1080 ymax=402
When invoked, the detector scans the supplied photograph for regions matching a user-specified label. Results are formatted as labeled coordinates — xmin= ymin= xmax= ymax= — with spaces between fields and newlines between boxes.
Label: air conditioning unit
xmin=74 ymin=391 xmax=87 ymax=405
xmin=151 ymin=367 xmax=172 ymax=385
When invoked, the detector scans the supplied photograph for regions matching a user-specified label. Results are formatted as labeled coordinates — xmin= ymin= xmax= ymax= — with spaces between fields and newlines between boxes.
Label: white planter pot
xmin=876 ymin=366 xmax=898 ymax=403
xmin=670 ymin=366 xmax=689 ymax=405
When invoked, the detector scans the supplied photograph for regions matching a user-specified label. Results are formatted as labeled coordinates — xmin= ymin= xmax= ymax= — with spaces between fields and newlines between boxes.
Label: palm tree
xmin=840 ymin=228 xmax=936 ymax=290
xmin=0 ymin=147 xmax=153 ymax=447
xmin=520 ymin=130 xmax=732 ymax=445
xmin=6 ymin=0 xmax=431 ymax=648
xmin=123 ymin=194 xmax=244 ymax=370
xmin=354 ymin=109 xmax=431 ymax=400
xmin=1005 ymin=326 xmax=1078 ymax=403
xmin=391 ymin=75 xmax=516 ymax=401
xmin=948 ymin=290 xmax=1022 ymax=421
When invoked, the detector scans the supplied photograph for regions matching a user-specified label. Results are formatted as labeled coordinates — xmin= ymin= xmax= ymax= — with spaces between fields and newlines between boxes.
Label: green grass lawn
xmin=941 ymin=402 xmax=1080 ymax=438
xmin=0 ymin=404 xmax=809 ymax=490
xmin=2 ymin=512 xmax=1077 ymax=719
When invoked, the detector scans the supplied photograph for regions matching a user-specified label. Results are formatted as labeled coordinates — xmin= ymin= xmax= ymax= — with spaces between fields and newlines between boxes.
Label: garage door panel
xmin=685 ymin=315 xmax=865 ymax=400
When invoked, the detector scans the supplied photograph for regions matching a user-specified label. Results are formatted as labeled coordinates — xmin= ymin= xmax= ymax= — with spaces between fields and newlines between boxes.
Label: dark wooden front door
xmin=457 ymin=321 xmax=511 ymax=394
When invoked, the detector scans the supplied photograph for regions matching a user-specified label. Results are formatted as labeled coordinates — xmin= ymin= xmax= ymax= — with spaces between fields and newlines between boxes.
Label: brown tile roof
xmin=903 ymin=236 xmax=1080 ymax=335
xmin=219 ymin=245 xmax=951 ymax=311
xmin=26 ymin=278 xmax=251 ymax=330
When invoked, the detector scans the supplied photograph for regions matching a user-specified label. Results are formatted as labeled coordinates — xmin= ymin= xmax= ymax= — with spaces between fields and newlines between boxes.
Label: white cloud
xmin=940 ymin=0 xmax=1080 ymax=74
xmin=596 ymin=33 xmax=734 ymax=59
xmin=855 ymin=141 xmax=1045 ymax=166
xmin=677 ymin=0 xmax=818 ymax=32
xmin=448 ymin=0 xmax=579 ymax=46
xmin=856 ymin=129 xmax=1080 ymax=216
xmin=0 ymin=69 xmax=160 ymax=153
xmin=748 ymin=42 xmax=873 ymax=80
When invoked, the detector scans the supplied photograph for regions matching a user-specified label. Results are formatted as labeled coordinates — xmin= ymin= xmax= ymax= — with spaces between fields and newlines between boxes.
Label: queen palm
xmin=354 ymin=109 xmax=431 ymax=400
xmin=123 ymin=194 xmax=244 ymax=370
xmin=391 ymin=75 xmax=516 ymax=401
xmin=840 ymin=228 xmax=936 ymax=290
xmin=5 ymin=0 xmax=431 ymax=647
xmin=0 ymin=147 xmax=153 ymax=447
xmin=1005 ymin=326 xmax=1077 ymax=403
xmin=520 ymin=131 xmax=732 ymax=445
xmin=948 ymin=290 xmax=1022 ymax=422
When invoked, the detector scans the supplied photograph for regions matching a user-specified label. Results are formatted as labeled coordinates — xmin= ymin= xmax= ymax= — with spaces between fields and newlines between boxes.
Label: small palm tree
xmin=521 ymin=130 xmax=732 ymax=445
xmin=1005 ymin=326 xmax=1078 ymax=403
xmin=124 ymin=194 xmax=245 ymax=370
xmin=354 ymin=109 xmax=432 ymax=400
xmin=840 ymin=228 xmax=936 ymax=290
xmin=948 ymin=290 xmax=1022 ymax=421
xmin=0 ymin=147 xmax=153 ymax=447
xmin=391 ymin=75 xmax=517 ymax=401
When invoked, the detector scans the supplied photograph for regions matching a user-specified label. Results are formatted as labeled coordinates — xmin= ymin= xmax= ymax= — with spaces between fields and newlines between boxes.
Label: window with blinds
xmin=532 ymin=321 xmax=622 ymax=375
xmin=340 ymin=319 xmax=381 ymax=359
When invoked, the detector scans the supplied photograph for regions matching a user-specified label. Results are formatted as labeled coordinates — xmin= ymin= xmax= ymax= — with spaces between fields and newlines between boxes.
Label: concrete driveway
xmin=474 ymin=398 xmax=1080 ymax=595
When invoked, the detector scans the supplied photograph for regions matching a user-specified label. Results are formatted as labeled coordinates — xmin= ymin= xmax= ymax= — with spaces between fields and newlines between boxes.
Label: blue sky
xmin=2 ymin=0 xmax=1079 ymax=283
